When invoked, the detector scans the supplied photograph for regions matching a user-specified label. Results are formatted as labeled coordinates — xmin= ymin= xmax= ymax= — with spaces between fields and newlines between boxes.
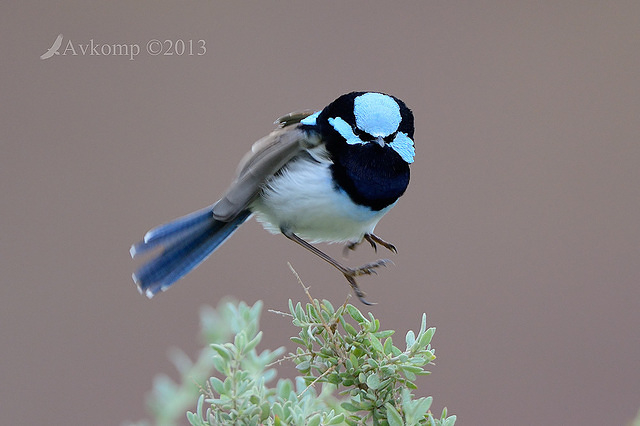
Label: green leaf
xmin=210 ymin=343 xmax=231 ymax=361
xmin=366 ymin=373 xmax=381 ymax=390
xmin=307 ymin=303 xmax=320 ymax=321
xmin=403 ymin=369 xmax=416 ymax=381
xmin=390 ymin=345 xmax=402 ymax=356
xmin=307 ymin=413 xmax=322 ymax=426
xmin=417 ymin=327 xmax=435 ymax=349
xmin=342 ymin=377 xmax=355 ymax=386
xmin=374 ymin=329 xmax=394 ymax=339
xmin=405 ymin=330 xmax=416 ymax=348
xmin=320 ymin=346 xmax=335 ymax=357
xmin=186 ymin=411 xmax=202 ymax=426
xmin=419 ymin=313 xmax=427 ymax=336
xmin=296 ymin=360 xmax=310 ymax=371
xmin=209 ymin=377 xmax=225 ymax=395
xmin=341 ymin=402 xmax=361 ymax=412
xmin=401 ymin=365 xmax=424 ymax=374
xmin=385 ymin=402 xmax=404 ymax=426
xmin=405 ymin=396 xmax=432 ymax=422
xmin=345 ymin=358 xmax=353 ymax=371
xmin=343 ymin=321 xmax=358 ymax=336
xmin=277 ymin=379 xmax=292 ymax=399
xmin=211 ymin=354 xmax=226 ymax=374
xmin=380 ymin=365 xmax=396 ymax=376
xmin=320 ymin=309 xmax=332 ymax=322
xmin=234 ymin=330 xmax=246 ymax=350
xmin=244 ymin=331 xmax=263 ymax=353
xmin=383 ymin=336 xmax=394 ymax=355
xmin=290 ymin=336 xmax=305 ymax=345
xmin=273 ymin=402 xmax=285 ymax=419
xmin=370 ymin=317 xmax=380 ymax=332
xmin=378 ymin=377 xmax=393 ymax=390
xmin=322 ymin=299 xmax=335 ymax=313
xmin=326 ymin=413 xmax=346 ymax=424
xmin=327 ymin=373 xmax=341 ymax=384
xmin=405 ymin=380 xmax=418 ymax=389
xmin=443 ymin=415 xmax=457 ymax=426
xmin=295 ymin=302 xmax=305 ymax=320
xmin=346 ymin=305 xmax=366 ymax=325
xmin=349 ymin=353 xmax=359 ymax=369
xmin=368 ymin=334 xmax=384 ymax=353
xmin=260 ymin=402 xmax=270 ymax=420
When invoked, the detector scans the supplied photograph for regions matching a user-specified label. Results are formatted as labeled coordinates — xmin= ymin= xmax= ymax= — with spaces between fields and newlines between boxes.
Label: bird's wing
xmin=274 ymin=110 xmax=315 ymax=128
xmin=212 ymin=121 xmax=321 ymax=221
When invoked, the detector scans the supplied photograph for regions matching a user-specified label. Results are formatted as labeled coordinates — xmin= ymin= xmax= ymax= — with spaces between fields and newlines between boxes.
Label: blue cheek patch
xmin=389 ymin=132 xmax=415 ymax=163
xmin=328 ymin=117 xmax=365 ymax=145
xmin=300 ymin=111 xmax=320 ymax=125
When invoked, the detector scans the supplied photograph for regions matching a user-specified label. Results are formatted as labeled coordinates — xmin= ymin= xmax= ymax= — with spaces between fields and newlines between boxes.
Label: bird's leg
xmin=343 ymin=233 xmax=398 ymax=256
xmin=282 ymin=230 xmax=392 ymax=305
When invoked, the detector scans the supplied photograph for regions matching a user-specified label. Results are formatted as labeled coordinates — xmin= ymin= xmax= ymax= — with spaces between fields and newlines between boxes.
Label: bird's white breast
xmin=250 ymin=156 xmax=394 ymax=243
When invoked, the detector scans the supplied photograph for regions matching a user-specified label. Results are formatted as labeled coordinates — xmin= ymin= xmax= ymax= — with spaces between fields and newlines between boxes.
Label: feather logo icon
xmin=40 ymin=34 xmax=63 ymax=60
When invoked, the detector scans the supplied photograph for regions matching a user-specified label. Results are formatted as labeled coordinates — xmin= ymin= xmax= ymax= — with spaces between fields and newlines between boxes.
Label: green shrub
xmin=130 ymin=272 xmax=455 ymax=426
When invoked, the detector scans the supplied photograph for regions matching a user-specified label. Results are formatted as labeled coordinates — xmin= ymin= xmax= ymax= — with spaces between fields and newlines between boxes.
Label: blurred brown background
xmin=2 ymin=2 xmax=639 ymax=424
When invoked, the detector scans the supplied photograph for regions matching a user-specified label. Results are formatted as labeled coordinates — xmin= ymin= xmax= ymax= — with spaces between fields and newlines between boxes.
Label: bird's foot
xmin=345 ymin=259 xmax=393 ymax=277
xmin=340 ymin=259 xmax=393 ymax=305
xmin=366 ymin=234 xmax=397 ymax=254
xmin=343 ymin=233 xmax=397 ymax=256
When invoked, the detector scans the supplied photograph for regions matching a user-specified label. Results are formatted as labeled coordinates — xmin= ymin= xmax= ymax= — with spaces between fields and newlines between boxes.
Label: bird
xmin=40 ymin=34 xmax=63 ymax=60
xmin=130 ymin=91 xmax=415 ymax=304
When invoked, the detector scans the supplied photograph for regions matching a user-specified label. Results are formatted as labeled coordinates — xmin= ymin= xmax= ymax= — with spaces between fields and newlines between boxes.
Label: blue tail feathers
xmin=131 ymin=208 xmax=251 ymax=298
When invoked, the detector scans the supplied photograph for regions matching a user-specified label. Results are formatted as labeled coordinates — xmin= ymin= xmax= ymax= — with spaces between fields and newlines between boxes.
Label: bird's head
xmin=302 ymin=91 xmax=415 ymax=164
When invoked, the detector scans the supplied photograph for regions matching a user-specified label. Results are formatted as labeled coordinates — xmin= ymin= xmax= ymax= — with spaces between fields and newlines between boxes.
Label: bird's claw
xmin=343 ymin=275 xmax=376 ymax=306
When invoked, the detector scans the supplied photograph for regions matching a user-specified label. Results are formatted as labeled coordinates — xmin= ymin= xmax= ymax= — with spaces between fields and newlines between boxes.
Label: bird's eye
xmin=353 ymin=126 xmax=374 ymax=141
xmin=384 ymin=132 xmax=397 ymax=144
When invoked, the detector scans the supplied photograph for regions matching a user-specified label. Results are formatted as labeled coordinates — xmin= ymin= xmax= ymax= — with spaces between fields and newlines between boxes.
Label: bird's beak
xmin=375 ymin=136 xmax=385 ymax=147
